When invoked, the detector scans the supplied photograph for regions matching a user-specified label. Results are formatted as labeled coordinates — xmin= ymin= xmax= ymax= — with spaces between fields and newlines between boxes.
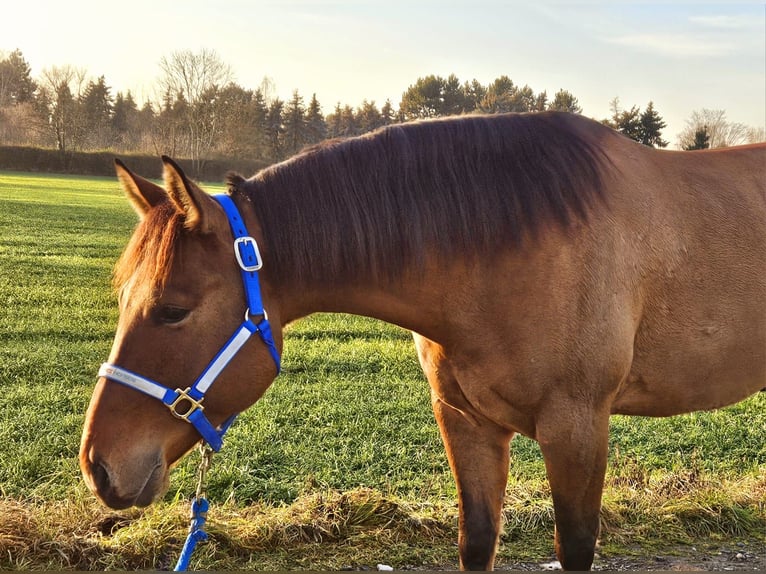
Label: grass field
xmin=0 ymin=170 xmax=763 ymax=570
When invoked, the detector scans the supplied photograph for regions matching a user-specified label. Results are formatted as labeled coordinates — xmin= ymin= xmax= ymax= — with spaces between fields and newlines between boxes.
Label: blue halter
xmin=98 ymin=193 xmax=281 ymax=452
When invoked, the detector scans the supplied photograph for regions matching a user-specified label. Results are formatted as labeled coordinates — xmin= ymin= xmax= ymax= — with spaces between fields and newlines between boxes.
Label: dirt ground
xmin=499 ymin=540 xmax=765 ymax=571
xmin=402 ymin=539 xmax=765 ymax=571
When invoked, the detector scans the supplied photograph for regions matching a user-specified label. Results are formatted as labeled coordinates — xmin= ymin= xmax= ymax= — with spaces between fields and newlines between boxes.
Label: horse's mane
xmin=232 ymin=111 xmax=612 ymax=287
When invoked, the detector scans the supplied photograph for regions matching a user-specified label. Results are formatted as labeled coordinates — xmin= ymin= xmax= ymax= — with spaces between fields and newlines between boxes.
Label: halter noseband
xmin=98 ymin=194 xmax=281 ymax=452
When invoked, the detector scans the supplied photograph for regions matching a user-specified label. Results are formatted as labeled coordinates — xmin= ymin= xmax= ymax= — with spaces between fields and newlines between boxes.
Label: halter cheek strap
xmin=98 ymin=193 xmax=280 ymax=452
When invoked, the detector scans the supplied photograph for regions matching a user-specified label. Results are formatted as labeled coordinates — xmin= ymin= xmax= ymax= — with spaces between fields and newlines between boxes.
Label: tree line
xmin=1 ymin=48 xmax=763 ymax=174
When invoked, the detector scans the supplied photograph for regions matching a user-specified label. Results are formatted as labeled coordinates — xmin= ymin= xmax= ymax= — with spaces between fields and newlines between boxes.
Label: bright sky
xmin=3 ymin=1 xmax=764 ymax=147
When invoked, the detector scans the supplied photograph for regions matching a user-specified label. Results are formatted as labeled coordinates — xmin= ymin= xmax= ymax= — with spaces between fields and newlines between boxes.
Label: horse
xmin=79 ymin=111 xmax=766 ymax=571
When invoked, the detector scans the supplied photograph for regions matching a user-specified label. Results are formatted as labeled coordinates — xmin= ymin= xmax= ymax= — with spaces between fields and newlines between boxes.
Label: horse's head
xmin=79 ymin=157 xmax=281 ymax=509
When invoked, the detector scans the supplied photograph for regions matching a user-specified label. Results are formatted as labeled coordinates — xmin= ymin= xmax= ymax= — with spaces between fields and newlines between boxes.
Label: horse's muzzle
xmin=81 ymin=449 xmax=167 ymax=509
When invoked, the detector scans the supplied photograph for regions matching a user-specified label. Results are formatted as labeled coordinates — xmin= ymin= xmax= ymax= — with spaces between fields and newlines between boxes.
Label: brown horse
xmin=79 ymin=112 xmax=765 ymax=571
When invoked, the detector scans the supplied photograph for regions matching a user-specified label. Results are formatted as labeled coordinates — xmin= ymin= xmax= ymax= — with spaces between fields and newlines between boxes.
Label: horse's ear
xmin=161 ymin=156 xmax=216 ymax=232
xmin=114 ymin=158 xmax=167 ymax=218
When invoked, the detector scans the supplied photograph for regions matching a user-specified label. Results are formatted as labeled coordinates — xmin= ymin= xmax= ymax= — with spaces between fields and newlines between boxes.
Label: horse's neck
xmin=272 ymin=271 xmax=446 ymax=338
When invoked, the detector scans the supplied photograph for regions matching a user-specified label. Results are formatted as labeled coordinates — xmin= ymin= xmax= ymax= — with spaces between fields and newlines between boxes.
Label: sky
xmin=2 ymin=1 xmax=764 ymax=147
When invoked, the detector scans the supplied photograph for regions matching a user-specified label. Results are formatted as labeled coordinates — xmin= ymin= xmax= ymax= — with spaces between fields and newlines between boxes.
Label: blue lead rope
xmin=174 ymin=497 xmax=210 ymax=571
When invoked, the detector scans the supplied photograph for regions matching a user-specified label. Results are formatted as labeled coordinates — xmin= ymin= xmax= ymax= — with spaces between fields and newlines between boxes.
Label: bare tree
xmin=678 ymin=109 xmax=753 ymax=149
xmin=746 ymin=126 xmax=766 ymax=143
xmin=157 ymin=49 xmax=233 ymax=172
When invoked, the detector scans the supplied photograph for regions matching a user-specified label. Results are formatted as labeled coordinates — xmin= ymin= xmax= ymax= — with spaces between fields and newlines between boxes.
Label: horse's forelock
xmin=113 ymin=201 xmax=184 ymax=295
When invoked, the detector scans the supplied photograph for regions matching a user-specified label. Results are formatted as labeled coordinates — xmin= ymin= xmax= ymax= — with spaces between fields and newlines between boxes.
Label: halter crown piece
xmin=98 ymin=193 xmax=281 ymax=451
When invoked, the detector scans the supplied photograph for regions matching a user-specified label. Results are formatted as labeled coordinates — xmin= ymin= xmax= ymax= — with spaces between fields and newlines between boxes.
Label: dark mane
xmin=233 ymin=112 xmax=612 ymax=287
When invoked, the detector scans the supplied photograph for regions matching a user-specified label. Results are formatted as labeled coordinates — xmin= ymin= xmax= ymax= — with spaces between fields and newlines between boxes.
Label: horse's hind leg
xmin=536 ymin=403 xmax=611 ymax=571
xmin=415 ymin=335 xmax=513 ymax=570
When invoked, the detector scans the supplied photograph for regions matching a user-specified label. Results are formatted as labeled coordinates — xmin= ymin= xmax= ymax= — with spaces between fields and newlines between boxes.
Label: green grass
xmin=0 ymin=171 xmax=763 ymax=570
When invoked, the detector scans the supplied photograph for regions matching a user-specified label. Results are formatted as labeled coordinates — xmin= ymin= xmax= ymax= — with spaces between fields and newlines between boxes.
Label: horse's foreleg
xmin=432 ymin=396 xmax=514 ymax=570
xmin=536 ymin=405 xmax=610 ymax=571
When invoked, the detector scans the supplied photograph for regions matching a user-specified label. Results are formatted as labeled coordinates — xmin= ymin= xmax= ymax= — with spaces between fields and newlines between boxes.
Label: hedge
xmin=0 ymin=146 xmax=269 ymax=181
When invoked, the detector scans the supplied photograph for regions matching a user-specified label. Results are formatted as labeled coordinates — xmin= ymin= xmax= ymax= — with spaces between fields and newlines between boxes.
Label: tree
xmin=0 ymin=49 xmax=36 ymax=106
xmin=326 ymin=103 xmax=358 ymax=138
xmin=265 ymin=97 xmax=284 ymax=162
xmin=605 ymin=97 xmax=642 ymax=142
xmin=534 ymin=91 xmax=548 ymax=112
xmin=478 ymin=75 xmax=519 ymax=113
xmin=339 ymin=104 xmax=358 ymax=137
xmin=442 ymin=74 xmax=467 ymax=116
xmin=638 ymin=101 xmax=668 ymax=148
xmin=463 ymin=79 xmax=486 ymax=113
xmin=327 ymin=102 xmax=344 ymax=138
xmin=476 ymin=76 xmax=537 ymax=114
xmin=80 ymin=75 xmax=114 ymax=149
xmin=0 ymin=50 xmax=42 ymax=146
xmin=152 ymin=88 xmax=187 ymax=157
xmin=380 ymin=99 xmax=397 ymax=126
xmin=745 ymin=126 xmax=765 ymax=144
xmin=548 ymin=89 xmax=582 ymax=114
xmin=211 ymin=82 xmax=256 ymax=158
xmin=158 ymin=48 xmax=233 ymax=172
xmin=37 ymin=65 xmax=88 ymax=153
xmin=305 ymin=93 xmax=327 ymax=145
xmin=283 ymin=90 xmax=307 ymax=156
xmin=604 ymin=98 xmax=668 ymax=148
xmin=678 ymin=109 xmax=752 ymax=149
xmin=112 ymin=90 xmax=146 ymax=152
xmin=356 ymin=100 xmax=383 ymax=134
xmin=683 ymin=127 xmax=710 ymax=150
xmin=249 ymin=89 xmax=270 ymax=159
xmin=399 ymin=75 xmax=449 ymax=120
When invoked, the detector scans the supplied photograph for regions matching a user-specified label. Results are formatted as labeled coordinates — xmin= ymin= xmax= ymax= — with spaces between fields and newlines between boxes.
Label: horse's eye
xmin=155 ymin=305 xmax=190 ymax=325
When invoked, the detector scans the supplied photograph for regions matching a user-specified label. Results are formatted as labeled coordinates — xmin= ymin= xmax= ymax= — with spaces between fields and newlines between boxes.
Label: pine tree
xmin=112 ymin=90 xmax=139 ymax=151
xmin=607 ymin=100 xmax=642 ymax=142
xmin=266 ymin=97 xmax=284 ymax=162
xmin=399 ymin=75 xmax=447 ymax=120
xmin=463 ymin=79 xmax=486 ymax=113
xmin=339 ymin=105 xmax=357 ymax=137
xmin=80 ymin=76 xmax=114 ymax=149
xmin=479 ymin=75 xmax=516 ymax=113
xmin=683 ymin=127 xmax=710 ymax=150
xmin=534 ymin=91 xmax=548 ymax=112
xmin=305 ymin=93 xmax=327 ymax=145
xmin=639 ymin=101 xmax=668 ymax=148
xmin=442 ymin=74 xmax=466 ymax=116
xmin=548 ymin=89 xmax=582 ymax=114
xmin=249 ymin=89 xmax=269 ymax=159
xmin=356 ymin=100 xmax=383 ymax=134
xmin=327 ymin=103 xmax=344 ymax=138
xmin=283 ymin=90 xmax=307 ymax=156
xmin=0 ymin=49 xmax=36 ymax=105
xmin=380 ymin=99 xmax=397 ymax=126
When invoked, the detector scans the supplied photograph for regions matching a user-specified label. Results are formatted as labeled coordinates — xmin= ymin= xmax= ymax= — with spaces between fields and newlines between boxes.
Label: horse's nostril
xmin=91 ymin=458 xmax=111 ymax=493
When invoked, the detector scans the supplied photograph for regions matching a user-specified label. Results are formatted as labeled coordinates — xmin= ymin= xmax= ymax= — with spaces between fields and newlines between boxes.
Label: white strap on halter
xmin=98 ymin=364 xmax=174 ymax=402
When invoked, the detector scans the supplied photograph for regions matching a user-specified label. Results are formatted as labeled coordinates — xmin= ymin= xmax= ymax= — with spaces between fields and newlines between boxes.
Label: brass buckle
xmin=168 ymin=387 xmax=204 ymax=421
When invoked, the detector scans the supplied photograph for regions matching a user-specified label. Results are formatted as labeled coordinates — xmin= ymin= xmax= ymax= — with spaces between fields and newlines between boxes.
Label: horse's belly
xmin=612 ymin=327 xmax=766 ymax=416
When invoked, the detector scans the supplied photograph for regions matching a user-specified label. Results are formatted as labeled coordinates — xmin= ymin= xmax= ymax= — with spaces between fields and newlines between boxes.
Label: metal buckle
xmin=234 ymin=236 xmax=263 ymax=272
xmin=168 ymin=387 xmax=205 ymax=421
